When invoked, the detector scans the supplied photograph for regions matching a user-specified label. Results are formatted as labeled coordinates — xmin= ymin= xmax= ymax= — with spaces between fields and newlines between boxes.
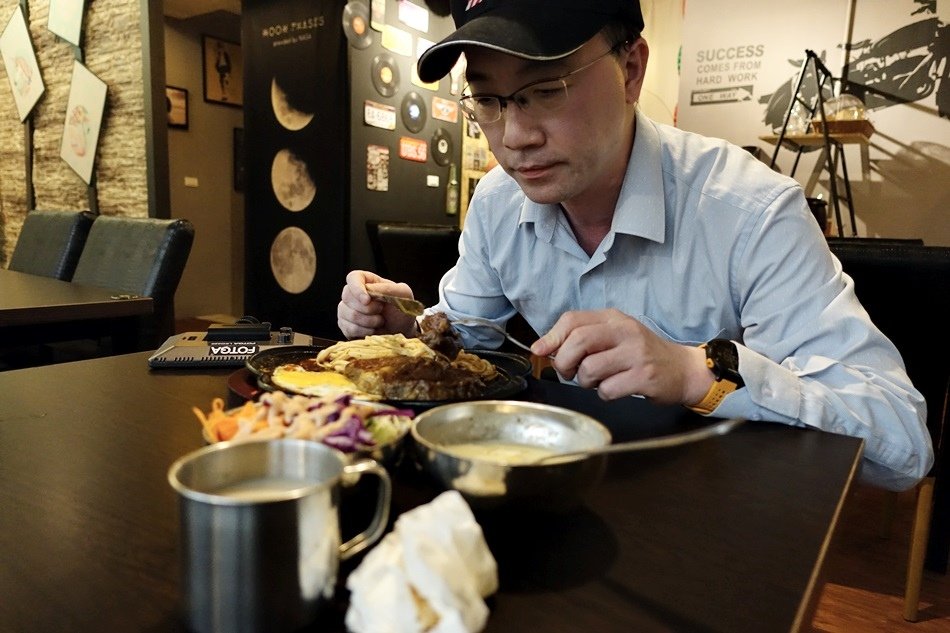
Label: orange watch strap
xmin=687 ymin=378 xmax=738 ymax=415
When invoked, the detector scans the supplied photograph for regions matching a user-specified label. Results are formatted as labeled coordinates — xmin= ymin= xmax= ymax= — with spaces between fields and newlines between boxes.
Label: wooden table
xmin=0 ymin=268 xmax=153 ymax=326
xmin=0 ymin=352 xmax=863 ymax=632
xmin=0 ymin=268 xmax=153 ymax=350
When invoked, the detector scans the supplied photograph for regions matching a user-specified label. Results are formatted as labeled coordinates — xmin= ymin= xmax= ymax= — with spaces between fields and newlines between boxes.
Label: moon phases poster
xmin=242 ymin=0 xmax=346 ymax=336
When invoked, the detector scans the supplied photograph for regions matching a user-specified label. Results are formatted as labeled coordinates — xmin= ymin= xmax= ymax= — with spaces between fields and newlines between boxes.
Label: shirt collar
xmin=613 ymin=111 xmax=666 ymax=243
xmin=518 ymin=111 xmax=666 ymax=244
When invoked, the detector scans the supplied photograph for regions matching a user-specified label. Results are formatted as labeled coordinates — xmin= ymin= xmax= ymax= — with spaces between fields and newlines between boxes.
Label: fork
xmin=450 ymin=316 xmax=540 ymax=355
xmin=367 ymin=292 xmax=425 ymax=317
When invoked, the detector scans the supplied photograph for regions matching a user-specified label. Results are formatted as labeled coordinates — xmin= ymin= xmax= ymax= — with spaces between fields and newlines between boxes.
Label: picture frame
xmin=233 ymin=127 xmax=245 ymax=192
xmin=60 ymin=60 xmax=107 ymax=185
xmin=0 ymin=6 xmax=45 ymax=122
xmin=166 ymin=85 xmax=188 ymax=129
xmin=48 ymin=0 xmax=86 ymax=47
xmin=202 ymin=35 xmax=243 ymax=107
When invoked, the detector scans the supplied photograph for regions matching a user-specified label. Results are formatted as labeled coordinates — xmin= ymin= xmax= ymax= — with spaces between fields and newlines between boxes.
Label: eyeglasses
xmin=458 ymin=43 xmax=625 ymax=125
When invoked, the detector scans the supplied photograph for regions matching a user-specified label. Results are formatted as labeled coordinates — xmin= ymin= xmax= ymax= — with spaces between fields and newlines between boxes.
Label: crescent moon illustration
xmin=271 ymin=78 xmax=314 ymax=131
xmin=271 ymin=149 xmax=317 ymax=212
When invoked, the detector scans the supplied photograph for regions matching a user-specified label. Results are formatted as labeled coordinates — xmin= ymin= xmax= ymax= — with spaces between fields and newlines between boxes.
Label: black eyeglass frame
xmin=458 ymin=41 xmax=629 ymax=124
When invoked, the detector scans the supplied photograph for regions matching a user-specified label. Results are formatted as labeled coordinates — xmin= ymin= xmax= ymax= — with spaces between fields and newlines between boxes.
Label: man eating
xmin=337 ymin=0 xmax=932 ymax=491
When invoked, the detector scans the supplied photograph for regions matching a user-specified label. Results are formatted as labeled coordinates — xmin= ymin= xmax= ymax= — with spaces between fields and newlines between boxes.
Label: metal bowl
xmin=410 ymin=400 xmax=612 ymax=513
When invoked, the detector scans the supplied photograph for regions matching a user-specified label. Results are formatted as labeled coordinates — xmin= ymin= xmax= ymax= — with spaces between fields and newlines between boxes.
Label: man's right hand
xmin=337 ymin=270 xmax=419 ymax=339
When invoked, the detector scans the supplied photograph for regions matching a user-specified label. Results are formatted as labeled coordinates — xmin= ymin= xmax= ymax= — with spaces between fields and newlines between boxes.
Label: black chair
xmin=7 ymin=210 xmax=95 ymax=280
xmin=826 ymin=236 xmax=924 ymax=247
xmin=70 ymin=215 xmax=195 ymax=349
xmin=366 ymin=221 xmax=461 ymax=307
xmin=829 ymin=241 xmax=950 ymax=621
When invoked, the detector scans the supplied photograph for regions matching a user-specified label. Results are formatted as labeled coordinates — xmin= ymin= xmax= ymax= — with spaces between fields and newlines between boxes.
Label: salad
xmin=193 ymin=391 xmax=414 ymax=452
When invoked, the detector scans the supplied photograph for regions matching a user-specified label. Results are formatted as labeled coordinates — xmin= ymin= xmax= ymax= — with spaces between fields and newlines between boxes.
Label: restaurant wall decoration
xmin=242 ymin=0 xmax=347 ymax=336
xmin=460 ymin=117 xmax=494 ymax=223
xmin=202 ymin=35 xmax=243 ymax=107
xmin=47 ymin=0 xmax=86 ymax=47
xmin=346 ymin=0 xmax=462 ymax=273
xmin=239 ymin=0 xmax=458 ymax=334
xmin=166 ymin=85 xmax=188 ymax=130
xmin=0 ymin=0 xmax=156 ymax=268
xmin=342 ymin=0 xmax=372 ymax=49
xmin=0 ymin=5 xmax=45 ymax=122
xmin=676 ymin=0 xmax=950 ymax=244
xmin=59 ymin=60 xmax=107 ymax=185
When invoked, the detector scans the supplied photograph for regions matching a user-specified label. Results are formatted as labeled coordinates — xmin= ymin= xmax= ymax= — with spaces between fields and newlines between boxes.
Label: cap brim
xmin=417 ymin=7 xmax=610 ymax=83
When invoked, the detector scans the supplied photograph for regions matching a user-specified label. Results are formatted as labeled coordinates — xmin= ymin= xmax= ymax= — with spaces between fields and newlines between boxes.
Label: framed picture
xmin=202 ymin=35 xmax=243 ymax=107
xmin=0 ymin=6 xmax=45 ymax=121
xmin=48 ymin=0 xmax=86 ymax=47
xmin=60 ymin=60 xmax=107 ymax=185
xmin=166 ymin=85 xmax=188 ymax=129
xmin=233 ymin=127 xmax=245 ymax=192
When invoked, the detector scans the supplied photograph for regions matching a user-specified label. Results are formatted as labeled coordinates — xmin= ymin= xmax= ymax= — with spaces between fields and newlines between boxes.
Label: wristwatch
xmin=688 ymin=339 xmax=744 ymax=415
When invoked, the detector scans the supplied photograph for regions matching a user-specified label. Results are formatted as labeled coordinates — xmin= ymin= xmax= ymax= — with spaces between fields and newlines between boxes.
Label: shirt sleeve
xmin=711 ymin=186 xmax=932 ymax=491
xmin=432 ymin=186 xmax=516 ymax=350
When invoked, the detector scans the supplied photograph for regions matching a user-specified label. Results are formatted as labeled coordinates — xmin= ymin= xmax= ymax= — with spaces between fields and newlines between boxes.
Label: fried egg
xmin=271 ymin=365 xmax=379 ymax=399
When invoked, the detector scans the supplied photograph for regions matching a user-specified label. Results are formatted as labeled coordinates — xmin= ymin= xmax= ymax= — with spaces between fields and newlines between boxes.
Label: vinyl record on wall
xmin=400 ymin=90 xmax=427 ymax=133
xmin=430 ymin=126 xmax=452 ymax=166
xmin=371 ymin=52 xmax=399 ymax=97
xmin=342 ymin=1 xmax=372 ymax=49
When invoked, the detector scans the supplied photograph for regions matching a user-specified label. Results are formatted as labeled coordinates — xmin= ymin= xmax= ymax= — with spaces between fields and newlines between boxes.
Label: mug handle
xmin=339 ymin=458 xmax=392 ymax=560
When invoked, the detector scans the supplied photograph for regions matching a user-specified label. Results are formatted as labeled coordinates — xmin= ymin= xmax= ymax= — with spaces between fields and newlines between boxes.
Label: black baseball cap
xmin=417 ymin=0 xmax=644 ymax=83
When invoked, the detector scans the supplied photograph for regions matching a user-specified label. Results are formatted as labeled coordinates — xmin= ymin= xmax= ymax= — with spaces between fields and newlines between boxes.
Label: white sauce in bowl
xmin=444 ymin=440 xmax=558 ymax=465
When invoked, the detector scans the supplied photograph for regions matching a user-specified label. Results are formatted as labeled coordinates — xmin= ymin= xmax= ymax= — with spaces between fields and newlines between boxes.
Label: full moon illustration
xmin=271 ymin=78 xmax=314 ymax=131
xmin=270 ymin=226 xmax=317 ymax=294
xmin=271 ymin=149 xmax=316 ymax=211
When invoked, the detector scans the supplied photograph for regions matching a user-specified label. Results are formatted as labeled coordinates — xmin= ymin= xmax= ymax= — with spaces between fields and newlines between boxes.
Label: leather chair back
xmin=830 ymin=241 xmax=950 ymax=475
xmin=827 ymin=236 xmax=924 ymax=247
xmin=8 ymin=210 xmax=95 ymax=280
xmin=831 ymin=241 xmax=950 ymax=592
xmin=366 ymin=221 xmax=460 ymax=307
xmin=72 ymin=216 xmax=195 ymax=344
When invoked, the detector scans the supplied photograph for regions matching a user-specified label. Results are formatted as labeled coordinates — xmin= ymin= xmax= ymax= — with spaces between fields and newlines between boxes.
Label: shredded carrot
xmin=192 ymin=398 xmax=256 ymax=442
xmin=190 ymin=392 xmax=413 ymax=451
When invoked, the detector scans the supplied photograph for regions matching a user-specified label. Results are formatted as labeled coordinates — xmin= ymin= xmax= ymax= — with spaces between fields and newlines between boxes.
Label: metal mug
xmin=167 ymin=439 xmax=391 ymax=633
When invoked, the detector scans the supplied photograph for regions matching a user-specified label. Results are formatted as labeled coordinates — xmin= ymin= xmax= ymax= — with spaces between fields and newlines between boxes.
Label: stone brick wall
xmin=0 ymin=0 xmax=149 ymax=266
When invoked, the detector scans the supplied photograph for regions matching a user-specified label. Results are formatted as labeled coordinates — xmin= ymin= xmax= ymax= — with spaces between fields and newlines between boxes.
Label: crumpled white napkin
xmin=345 ymin=490 xmax=499 ymax=633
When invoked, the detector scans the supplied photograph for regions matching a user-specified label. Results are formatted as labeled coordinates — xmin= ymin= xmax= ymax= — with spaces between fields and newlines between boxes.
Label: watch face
xmin=706 ymin=339 xmax=743 ymax=386
xmin=708 ymin=339 xmax=739 ymax=368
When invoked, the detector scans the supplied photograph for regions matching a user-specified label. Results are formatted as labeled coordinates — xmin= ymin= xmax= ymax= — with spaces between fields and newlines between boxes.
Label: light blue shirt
xmin=432 ymin=111 xmax=932 ymax=491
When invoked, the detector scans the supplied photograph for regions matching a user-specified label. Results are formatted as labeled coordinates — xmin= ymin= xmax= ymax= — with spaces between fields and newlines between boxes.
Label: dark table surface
xmin=0 ymin=268 xmax=153 ymax=327
xmin=0 ymin=351 xmax=863 ymax=632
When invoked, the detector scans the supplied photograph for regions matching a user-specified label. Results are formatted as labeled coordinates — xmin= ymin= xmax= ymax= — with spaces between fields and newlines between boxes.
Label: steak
xmin=341 ymin=355 xmax=486 ymax=401
xmin=418 ymin=312 xmax=462 ymax=360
